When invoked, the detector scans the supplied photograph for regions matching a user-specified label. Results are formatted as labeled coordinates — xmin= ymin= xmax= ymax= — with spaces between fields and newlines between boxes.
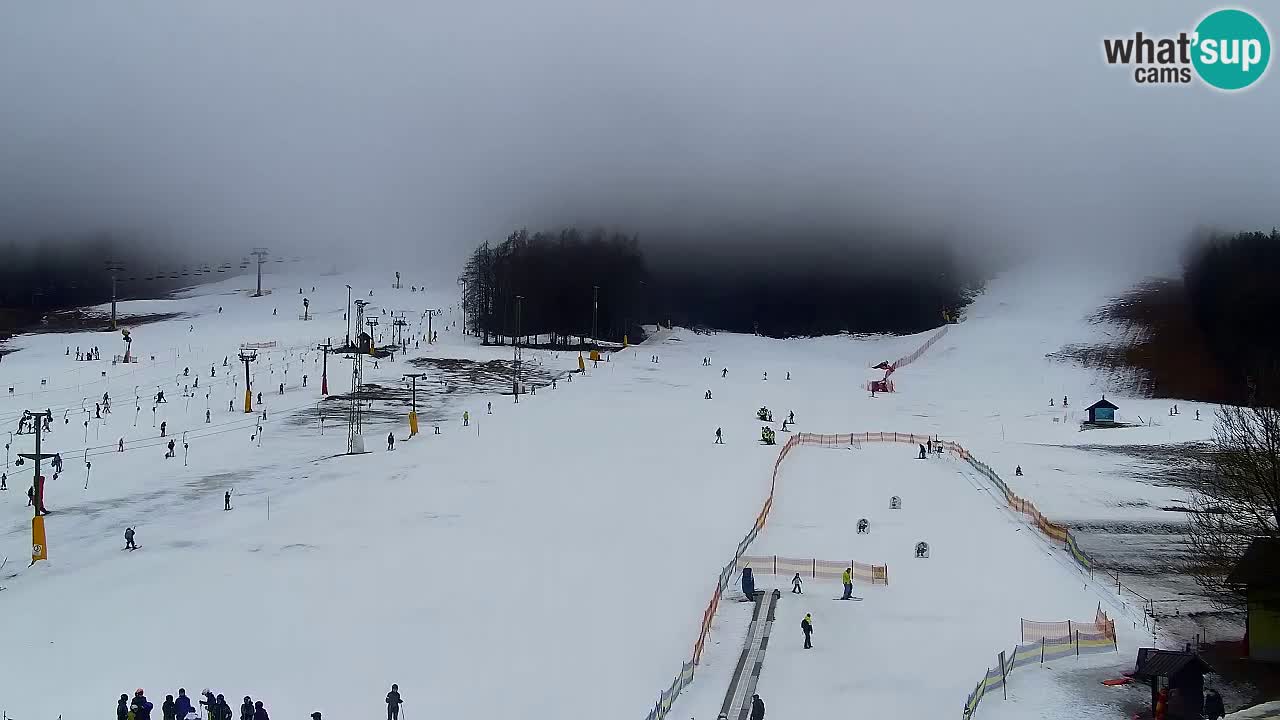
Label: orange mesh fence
xmin=1021 ymin=604 xmax=1117 ymax=643
xmin=739 ymin=555 xmax=889 ymax=585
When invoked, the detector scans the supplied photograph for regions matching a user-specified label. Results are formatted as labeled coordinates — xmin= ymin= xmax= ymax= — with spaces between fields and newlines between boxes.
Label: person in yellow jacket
xmin=841 ymin=567 xmax=853 ymax=599
xmin=463 ymin=411 xmax=470 ymax=427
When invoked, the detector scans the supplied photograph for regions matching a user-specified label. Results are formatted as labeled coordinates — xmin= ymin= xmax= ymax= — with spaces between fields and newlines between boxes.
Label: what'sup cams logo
xmin=1103 ymin=8 xmax=1270 ymax=90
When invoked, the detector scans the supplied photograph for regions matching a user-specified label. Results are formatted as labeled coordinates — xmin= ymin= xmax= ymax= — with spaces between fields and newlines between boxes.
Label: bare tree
xmin=1189 ymin=398 xmax=1280 ymax=601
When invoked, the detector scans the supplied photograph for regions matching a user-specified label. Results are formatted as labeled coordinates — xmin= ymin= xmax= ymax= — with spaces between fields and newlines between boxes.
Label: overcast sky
xmin=1 ymin=1 xmax=1276 ymax=278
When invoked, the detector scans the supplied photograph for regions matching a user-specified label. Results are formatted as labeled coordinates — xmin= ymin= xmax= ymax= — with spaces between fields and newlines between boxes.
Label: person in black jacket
xmin=240 ymin=697 xmax=254 ymax=720
xmin=252 ymin=701 xmax=269 ymax=720
xmin=162 ymin=695 xmax=176 ymax=720
xmin=750 ymin=694 xmax=765 ymax=720
xmin=132 ymin=690 xmax=155 ymax=720
xmin=1204 ymin=688 xmax=1225 ymax=719
xmin=118 ymin=694 xmax=130 ymax=720
xmin=801 ymin=613 xmax=814 ymax=649
xmin=386 ymin=684 xmax=403 ymax=720
xmin=215 ymin=695 xmax=233 ymax=720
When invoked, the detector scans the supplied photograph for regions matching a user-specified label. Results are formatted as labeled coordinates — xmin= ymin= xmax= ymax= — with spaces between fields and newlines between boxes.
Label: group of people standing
xmin=113 ymin=685 xmax=404 ymax=720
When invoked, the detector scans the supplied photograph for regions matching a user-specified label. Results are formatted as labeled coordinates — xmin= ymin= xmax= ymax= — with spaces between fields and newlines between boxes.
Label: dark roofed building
xmin=1086 ymin=397 xmax=1119 ymax=424
xmin=1134 ymin=647 xmax=1213 ymax=720
xmin=1227 ymin=537 xmax=1280 ymax=662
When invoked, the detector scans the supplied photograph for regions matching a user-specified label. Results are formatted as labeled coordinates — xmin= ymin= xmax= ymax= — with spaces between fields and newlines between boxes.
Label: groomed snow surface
xmin=0 ymin=261 xmax=1207 ymax=719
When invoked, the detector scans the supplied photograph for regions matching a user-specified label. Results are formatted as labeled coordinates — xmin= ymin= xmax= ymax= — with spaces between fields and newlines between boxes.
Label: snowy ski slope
xmin=0 ymin=260 xmax=1212 ymax=718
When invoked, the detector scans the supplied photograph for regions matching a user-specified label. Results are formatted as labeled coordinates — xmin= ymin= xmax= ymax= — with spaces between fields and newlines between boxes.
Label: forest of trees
xmin=1183 ymin=228 xmax=1280 ymax=405
xmin=0 ymin=231 xmax=214 ymax=337
xmin=457 ymin=226 xmax=985 ymax=344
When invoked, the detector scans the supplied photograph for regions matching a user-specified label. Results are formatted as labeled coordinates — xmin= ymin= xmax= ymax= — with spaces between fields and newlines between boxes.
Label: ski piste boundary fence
xmin=642 ymin=430 xmax=1121 ymax=720
xmin=962 ymin=605 xmax=1118 ymax=718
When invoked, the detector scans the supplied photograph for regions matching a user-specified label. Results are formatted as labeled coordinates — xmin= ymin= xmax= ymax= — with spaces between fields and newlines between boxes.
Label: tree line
xmin=457 ymin=225 xmax=984 ymax=344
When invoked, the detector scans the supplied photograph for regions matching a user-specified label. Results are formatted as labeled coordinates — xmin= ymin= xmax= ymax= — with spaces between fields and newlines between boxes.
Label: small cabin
xmin=1227 ymin=537 xmax=1280 ymax=662
xmin=1086 ymin=397 xmax=1119 ymax=424
xmin=1133 ymin=647 xmax=1213 ymax=720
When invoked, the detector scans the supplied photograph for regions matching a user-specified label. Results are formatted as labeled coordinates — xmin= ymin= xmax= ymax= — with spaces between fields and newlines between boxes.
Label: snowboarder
xmin=124 ymin=527 xmax=137 ymax=550
xmin=386 ymin=684 xmax=403 ymax=720
xmin=791 ymin=572 xmax=803 ymax=594
xmin=387 ymin=432 xmax=395 ymax=451
xmin=801 ymin=613 xmax=814 ymax=649
xmin=750 ymin=694 xmax=765 ymax=720
xmin=1204 ymin=688 xmax=1225 ymax=720
xmin=1015 ymin=465 xmax=1023 ymax=476
xmin=715 ymin=427 xmax=723 ymax=444
xmin=842 ymin=567 xmax=854 ymax=599
xmin=463 ymin=411 xmax=469 ymax=427
xmin=918 ymin=443 xmax=926 ymax=460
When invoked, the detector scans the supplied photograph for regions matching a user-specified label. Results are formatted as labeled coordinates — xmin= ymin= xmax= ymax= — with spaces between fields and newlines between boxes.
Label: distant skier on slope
xmin=386 ymin=684 xmax=404 ymax=720
xmin=387 ymin=432 xmax=395 ymax=451
xmin=125 ymin=527 xmax=138 ymax=550
xmin=918 ymin=443 xmax=926 ymax=460
xmin=225 ymin=491 xmax=232 ymax=511
xmin=792 ymin=573 xmax=803 ymax=594
xmin=842 ymin=567 xmax=853 ymax=599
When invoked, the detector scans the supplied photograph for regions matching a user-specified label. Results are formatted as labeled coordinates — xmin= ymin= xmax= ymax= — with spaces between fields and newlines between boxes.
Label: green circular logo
xmin=1193 ymin=9 xmax=1271 ymax=90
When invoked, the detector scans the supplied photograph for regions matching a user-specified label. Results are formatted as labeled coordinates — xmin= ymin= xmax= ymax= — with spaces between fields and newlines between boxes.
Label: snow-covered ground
xmin=0 ymin=259 xmax=1223 ymax=718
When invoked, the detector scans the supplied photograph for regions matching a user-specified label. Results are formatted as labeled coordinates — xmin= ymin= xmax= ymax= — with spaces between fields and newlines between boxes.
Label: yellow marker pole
xmin=245 ymin=388 xmax=253 ymax=413
xmin=32 ymin=515 xmax=48 ymax=564
xmin=408 ymin=411 xmax=419 ymax=437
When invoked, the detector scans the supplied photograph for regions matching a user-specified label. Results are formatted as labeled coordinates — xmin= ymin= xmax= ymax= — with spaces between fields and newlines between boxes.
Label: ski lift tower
xmin=250 ymin=247 xmax=269 ymax=297
xmin=105 ymin=260 xmax=125 ymax=330
xmin=346 ymin=348 xmax=366 ymax=454
xmin=238 ymin=347 xmax=259 ymax=412
xmin=392 ymin=313 xmax=409 ymax=350
xmin=425 ymin=308 xmax=441 ymax=343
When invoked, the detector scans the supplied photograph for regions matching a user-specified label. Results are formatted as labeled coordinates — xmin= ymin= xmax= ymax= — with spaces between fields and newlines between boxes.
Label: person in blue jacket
xmin=741 ymin=567 xmax=755 ymax=599
xmin=132 ymin=690 xmax=154 ymax=720
xmin=174 ymin=689 xmax=194 ymax=719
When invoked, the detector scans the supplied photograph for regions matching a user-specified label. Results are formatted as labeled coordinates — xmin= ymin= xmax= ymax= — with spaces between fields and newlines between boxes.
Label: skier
xmin=229 ymin=400 xmax=234 ymax=412
xmin=918 ymin=443 xmax=926 ymax=460
xmin=463 ymin=411 xmax=470 ymax=427
xmin=1 ymin=473 xmax=6 ymax=491
xmin=750 ymin=694 xmax=765 ymax=720
xmin=225 ymin=491 xmax=232 ymax=511
xmin=96 ymin=403 xmax=102 ymax=419
xmin=257 ymin=392 xmax=262 ymax=404
xmin=801 ymin=613 xmax=814 ymax=649
xmin=786 ymin=371 xmax=791 ymax=380
xmin=1196 ymin=409 xmax=1201 ymax=421
xmin=842 ymin=567 xmax=854 ymax=599
xmin=788 ymin=411 xmax=795 ymax=424
xmin=1015 ymin=465 xmax=1023 ymax=476
xmin=163 ymin=695 xmax=177 ymax=720
xmin=715 ymin=427 xmax=724 ymax=444
xmin=1049 ymin=398 xmax=1054 ymax=406
xmin=791 ymin=572 xmax=803 ymax=594
xmin=161 ymin=421 xmax=167 ymax=438
xmin=387 ymin=432 xmax=395 ymax=451
xmin=1063 ymin=396 xmax=1068 ymax=406
xmin=125 ymin=527 xmax=138 ymax=550
xmin=27 ymin=485 xmax=34 ymax=507
xmin=278 ymin=383 xmax=284 ymax=395
xmin=386 ymin=684 xmax=404 ymax=720
xmin=119 ymin=438 xmax=125 ymax=452
xmin=166 ymin=439 xmax=176 ymax=459
xmin=722 ymin=367 xmax=727 ymax=378
xmin=119 ymin=694 xmax=131 ymax=720
xmin=174 ymin=690 xmax=193 ymax=719
xmin=705 ymin=390 xmax=712 ymax=399
xmin=132 ymin=689 xmax=154 ymax=720
xmin=487 ymin=401 xmax=492 ymax=414
xmin=206 ymin=409 xmax=211 ymax=423
xmin=302 ymin=375 xmax=308 ymax=387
